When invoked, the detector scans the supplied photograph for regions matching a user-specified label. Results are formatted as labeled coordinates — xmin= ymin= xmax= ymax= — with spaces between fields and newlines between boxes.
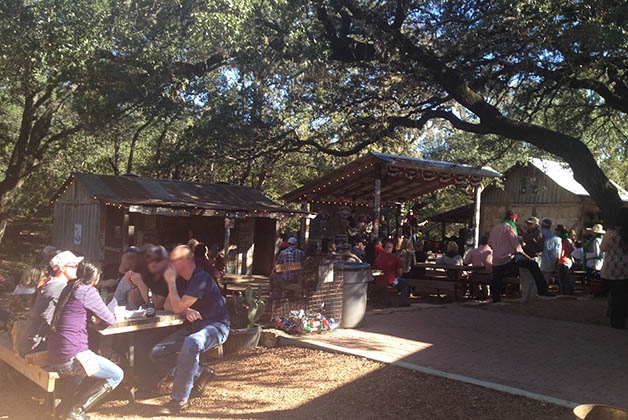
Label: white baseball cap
xmin=50 ymin=251 xmax=84 ymax=269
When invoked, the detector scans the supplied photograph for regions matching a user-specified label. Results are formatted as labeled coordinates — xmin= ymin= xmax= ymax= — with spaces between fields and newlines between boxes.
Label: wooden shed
xmin=51 ymin=173 xmax=308 ymax=276
xmin=480 ymin=159 xmax=628 ymax=236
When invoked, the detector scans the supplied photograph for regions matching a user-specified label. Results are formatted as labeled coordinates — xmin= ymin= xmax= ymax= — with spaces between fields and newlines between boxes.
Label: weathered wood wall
xmin=53 ymin=181 xmax=103 ymax=261
xmin=252 ymin=218 xmax=276 ymax=276
xmin=480 ymin=165 xmax=601 ymax=238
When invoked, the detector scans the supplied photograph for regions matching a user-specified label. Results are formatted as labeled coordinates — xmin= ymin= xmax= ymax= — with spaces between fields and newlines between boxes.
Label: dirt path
xmin=1 ymin=347 xmax=571 ymax=420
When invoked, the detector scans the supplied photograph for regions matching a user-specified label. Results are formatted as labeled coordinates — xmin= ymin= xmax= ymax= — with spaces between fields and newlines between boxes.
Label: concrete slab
xmin=279 ymin=305 xmax=628 ymax=409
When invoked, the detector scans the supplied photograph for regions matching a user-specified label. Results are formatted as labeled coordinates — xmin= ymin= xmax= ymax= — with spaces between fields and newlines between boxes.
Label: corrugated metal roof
xmin=531 ymin=159 xmax=628 ymax=202
xmin=58 ymin=173 xmax=305 ymax=213
xmin=371 ymin=152 xmax=501 ymax=177
xmin=282 ymin=152 xmax=501 ymax=203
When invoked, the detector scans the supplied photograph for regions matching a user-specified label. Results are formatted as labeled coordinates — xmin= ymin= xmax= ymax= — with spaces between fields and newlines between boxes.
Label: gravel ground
xmin=1 ymin=347 xmax=572 ymax=420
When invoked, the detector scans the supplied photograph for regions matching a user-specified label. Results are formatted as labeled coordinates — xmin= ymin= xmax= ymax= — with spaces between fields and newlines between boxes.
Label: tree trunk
xmin=388 ymin=21 xmax=625 ymax=225
xmin=126 ymin=117 xmax=154 ymax=174
xmin=318 ymin=3 xmax=625 ymax=225
xmin=153 ymin=119 xmax=171 ymax=175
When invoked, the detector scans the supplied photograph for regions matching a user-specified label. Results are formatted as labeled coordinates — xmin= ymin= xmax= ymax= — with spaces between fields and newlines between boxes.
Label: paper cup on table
xmin=113 ymin=306 xmax=127 ymax=322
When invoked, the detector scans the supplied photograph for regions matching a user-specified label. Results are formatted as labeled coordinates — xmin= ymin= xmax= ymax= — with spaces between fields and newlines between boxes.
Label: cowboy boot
xmin=62 ymin=379 xmax=113 ymax=420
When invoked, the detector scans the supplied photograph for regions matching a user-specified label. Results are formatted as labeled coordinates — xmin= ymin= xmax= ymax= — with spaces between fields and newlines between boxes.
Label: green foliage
xmin=1 ymin=0 xmax=627 ymax=231
xmin=231 ymin=286 xmax=266 ymax=329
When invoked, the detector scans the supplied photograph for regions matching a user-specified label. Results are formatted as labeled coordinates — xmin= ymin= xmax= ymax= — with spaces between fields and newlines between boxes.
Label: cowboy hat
xmin=585 ymin=224 xmax=606 ymax=234
xmin=525 ymin=216 xmax=540 ymax=225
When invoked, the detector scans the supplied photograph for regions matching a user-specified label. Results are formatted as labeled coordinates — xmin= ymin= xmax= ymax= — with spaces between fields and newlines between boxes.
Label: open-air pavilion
xmin=428 ymin=203 xmax=475 ymax=243
xmin=282 ymin=152 xmax=501 ymax=247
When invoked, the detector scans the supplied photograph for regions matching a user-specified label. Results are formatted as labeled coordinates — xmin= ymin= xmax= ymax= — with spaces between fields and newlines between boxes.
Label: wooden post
xmin=301 ymin=200 xmax=310 ymax=245
xmin=395 ymin=204 xmax=402 ymax=237
xmin=372 ymin=175 xmax=381 ymax=239
xmin=224 ymin=217 xmax=232 ymax=274
xmin=473 ymin=184 xmax=483 ymax=248
xmin=121 ymin=208 xmax=129 ymax=253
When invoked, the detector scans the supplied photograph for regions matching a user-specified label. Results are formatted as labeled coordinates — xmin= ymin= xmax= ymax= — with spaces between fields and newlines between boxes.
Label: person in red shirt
xmin=556 ymin=224 xmax=574 ymax=295
xmin=372 ymin=240 xmax=410 ymax=306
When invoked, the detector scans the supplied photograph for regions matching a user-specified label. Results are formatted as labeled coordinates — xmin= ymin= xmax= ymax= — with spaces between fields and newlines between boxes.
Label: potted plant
xmin=223 ymin=286 xmax=266 ymax=355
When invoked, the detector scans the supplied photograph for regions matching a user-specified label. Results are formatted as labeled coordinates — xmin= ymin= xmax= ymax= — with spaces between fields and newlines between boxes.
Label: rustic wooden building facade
xmin=51 ymin=173 xmax=307 ymax=276
xmin=480 ymin=159 xmax=628 ymax=236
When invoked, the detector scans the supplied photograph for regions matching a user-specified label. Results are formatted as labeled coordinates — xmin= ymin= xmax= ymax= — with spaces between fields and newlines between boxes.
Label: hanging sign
xmin=73 ymin=224 xmax=82 ymax=245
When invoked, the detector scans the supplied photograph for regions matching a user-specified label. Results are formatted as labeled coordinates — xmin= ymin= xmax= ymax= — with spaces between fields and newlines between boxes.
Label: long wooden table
xmin=218 ymin=274 xmax=271 ymax=294
xmin=98 ymin=310 xmax=186 ymax=336
xmin=412 ymin=262 xmax=487 ymax=272
xmin=408 ymin=263 xmax=488 ymax=299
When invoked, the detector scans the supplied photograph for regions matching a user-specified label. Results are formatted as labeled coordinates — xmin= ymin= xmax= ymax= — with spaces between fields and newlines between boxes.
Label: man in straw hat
xmin=584 ymin=224 xmax=606 ymax=291
xmin=489 ymin=210 xmax=551 ymax=302
xmin=522 ymin=217 xmax=543 ymax=258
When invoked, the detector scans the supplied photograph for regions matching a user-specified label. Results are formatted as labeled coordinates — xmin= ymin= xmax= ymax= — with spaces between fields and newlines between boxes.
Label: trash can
xmin=339 ymin=262 xmax=373 ymax=328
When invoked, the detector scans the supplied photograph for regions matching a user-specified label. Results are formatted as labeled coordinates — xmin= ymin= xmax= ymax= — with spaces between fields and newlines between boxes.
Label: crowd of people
xmin=6 ymin=205 xmax=626 ymax=419
xmin=485 ymin=209 xmax=628 ymax=329
xmin=276 ymin=206 xmax=628 ymax=331
xmin=13 ymin=241 xmax=230 ymax=419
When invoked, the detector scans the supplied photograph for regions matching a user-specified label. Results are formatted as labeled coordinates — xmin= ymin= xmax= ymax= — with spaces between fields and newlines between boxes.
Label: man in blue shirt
xmin=352 ymin=239 xmax=367 ymax=261
xmin=151 ymin=245 xmax=230 ymax=414
xmin=541 ymin=218 xmax=562 ymax=290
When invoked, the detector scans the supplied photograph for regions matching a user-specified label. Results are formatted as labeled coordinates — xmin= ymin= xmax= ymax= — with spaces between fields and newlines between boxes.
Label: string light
xmin=297 ymin=163 xmax=374 ymax=201
xmin=308 ymin=199 xmax=395 ymax=209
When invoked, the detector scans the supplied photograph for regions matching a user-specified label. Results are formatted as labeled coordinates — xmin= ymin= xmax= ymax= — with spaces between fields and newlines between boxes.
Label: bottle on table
xmin=145 ymin=288 xmax=155 ymax=317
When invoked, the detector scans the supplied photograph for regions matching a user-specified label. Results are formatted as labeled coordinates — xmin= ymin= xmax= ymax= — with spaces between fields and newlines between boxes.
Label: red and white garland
xmin=385 ymin=165 xmax=483 ymax=188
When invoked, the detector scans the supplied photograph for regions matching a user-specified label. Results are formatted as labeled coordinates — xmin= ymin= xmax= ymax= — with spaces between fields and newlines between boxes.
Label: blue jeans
xmin=150 ymin=321 xmax=230 ymax=401
xmin=53 ymin=350 xmax=124 ymax=389
xmin=394 ymin=277 xmax=410 ymax=306
xmin=133 ymin=326 xmax=180 ymax=390
xmin=558 ymin=265 xmax=574 ymax=295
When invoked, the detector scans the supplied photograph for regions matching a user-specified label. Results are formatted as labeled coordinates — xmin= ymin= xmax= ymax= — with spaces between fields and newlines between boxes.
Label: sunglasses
xmin=65 ymin=263 xmax=78 ymax=268
xmin=146 ymin=257 xmax=164 ymax=264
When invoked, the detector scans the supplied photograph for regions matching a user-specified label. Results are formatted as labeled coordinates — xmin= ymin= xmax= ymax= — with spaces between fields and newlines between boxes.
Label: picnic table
xmin=98 ymin=310 xmax=185 ymax=336
xmin=413 ymin=262 xmax=486 ymax=272
xmin=408 ymin=262 xmax=487 ymax=299
xmin=218 ymin=274 xmax=270 ymax=294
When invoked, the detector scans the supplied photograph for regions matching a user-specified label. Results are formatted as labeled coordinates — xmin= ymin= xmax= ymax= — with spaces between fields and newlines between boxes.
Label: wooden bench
xmin=0 ymin=332 xmax=59 ymax=394
xmin=407 ymin=267 xmax=462 ymax=299
xmin=407 ymin=275 xmax=461 ymax=299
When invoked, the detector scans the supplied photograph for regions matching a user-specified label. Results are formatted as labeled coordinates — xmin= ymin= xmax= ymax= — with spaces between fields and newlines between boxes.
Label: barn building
xmin=480 ymin=159 xmax=628 ymax=236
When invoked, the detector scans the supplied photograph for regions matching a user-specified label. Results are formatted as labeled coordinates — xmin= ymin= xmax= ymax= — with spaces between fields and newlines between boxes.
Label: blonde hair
xmin=19 ymin=267 xmax=49 ymax=289
xmin=401 ymin=238 xmax=414 ymax=252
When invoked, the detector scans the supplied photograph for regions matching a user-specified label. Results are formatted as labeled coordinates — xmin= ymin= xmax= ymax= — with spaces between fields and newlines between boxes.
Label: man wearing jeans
xmin=488 ymin=210 xmax=551 ymax=302
xmin=373 ymin=240 xmax=410 ymax=306
xmin=151 ymin=245 xmax=230 ymax=414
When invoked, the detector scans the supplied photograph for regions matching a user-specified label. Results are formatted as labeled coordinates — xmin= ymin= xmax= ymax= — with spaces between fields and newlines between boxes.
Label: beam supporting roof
xmin=283 ymin=152 xmax=501 ymax=205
